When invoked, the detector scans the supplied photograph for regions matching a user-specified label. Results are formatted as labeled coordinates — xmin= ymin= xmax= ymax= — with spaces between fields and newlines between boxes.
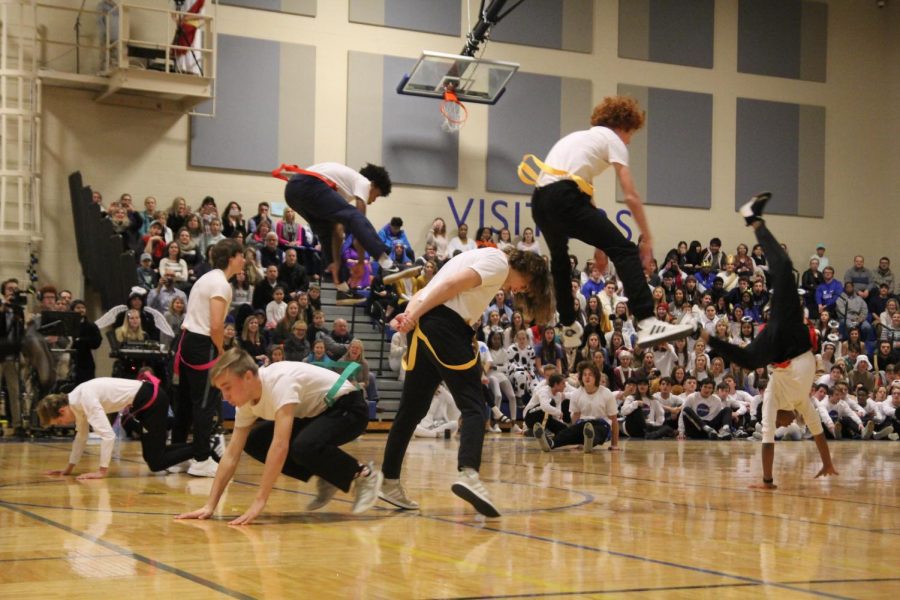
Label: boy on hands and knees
xmin=533 ymin=361 xmax=620 ymax=453
xmin=176 ymin=348 xmax=381 ymax=525
xmin=379 ymin=247 xmax=554 ymax=518
xmin=37 ymin=370 xmax=197 ymax=479
xmin=698 ymin=192 xmax=837 ymax=488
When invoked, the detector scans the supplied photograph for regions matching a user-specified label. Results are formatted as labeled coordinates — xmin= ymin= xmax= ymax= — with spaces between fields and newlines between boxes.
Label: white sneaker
xmin=451 ymin=468 xmax=501 ymax=518
xmin=351 ymin=463 xmax=383 ymax=514
xmin=167 ymin=459 xmax=191 ymax=474
xmin=738 ymin=191 xmax=771 ymax=225
xmin=306 ymin=476 xmax=339 ymax=511
xmin=510 ymin=424 xmax=524 ymax=434
xmin=889 ymin=433 xmax=899 ymax=441
xmin=561 ymin=321 xmax=583 ymax=349
xmin=717 ymin=426 xmax=733 ymax=441
xmin=583 ymin=421 xmax=595 ymax=453
xmin=489 ymin=424 xmax=501 ymax=433
xmin=379 ymin=478 xmax=420 ymax=510
xmin=636 ymin=317 xmax=695 ymax=347
xmin=752 ymin=431 xmax=763 ymax=441
xmin=873 ymin=425 xmax=894 ymax=440
xmin=187 ymin=457 xmax=218 ymax=478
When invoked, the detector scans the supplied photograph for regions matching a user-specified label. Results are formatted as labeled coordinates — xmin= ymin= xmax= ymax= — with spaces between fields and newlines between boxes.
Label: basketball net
xmin=440 ymin=88 xmax=468 ymax=133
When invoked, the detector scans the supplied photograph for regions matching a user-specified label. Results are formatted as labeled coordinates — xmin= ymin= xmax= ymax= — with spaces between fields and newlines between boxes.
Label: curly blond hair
xmin=590 ymin=96 xmax=646 ymax=132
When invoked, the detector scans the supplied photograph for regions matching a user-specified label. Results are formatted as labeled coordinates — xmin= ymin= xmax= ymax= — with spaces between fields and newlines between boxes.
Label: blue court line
xmin=0 ymin=501 xmax=256 ymax=600
xmin=422 ymin=514 xmax=852 ymax=600
xmin=430 ymin=577 xmax=900 ymax=600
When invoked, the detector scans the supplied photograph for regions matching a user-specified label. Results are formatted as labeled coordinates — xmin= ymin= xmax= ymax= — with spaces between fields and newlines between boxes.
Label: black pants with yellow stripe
xmin=382 ymin=305 xmax=486 ymax=479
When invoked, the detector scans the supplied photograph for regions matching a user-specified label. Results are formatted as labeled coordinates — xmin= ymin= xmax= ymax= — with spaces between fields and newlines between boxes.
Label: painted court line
xmin=423 ymin=514 xmax=852 ymax=600
xmin=0 ymin=501 xmax=255 ymax=600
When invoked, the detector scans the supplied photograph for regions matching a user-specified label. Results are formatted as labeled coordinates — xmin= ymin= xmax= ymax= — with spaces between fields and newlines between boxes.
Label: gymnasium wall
xmin=32 ymin=0 xmax=900 ymax=300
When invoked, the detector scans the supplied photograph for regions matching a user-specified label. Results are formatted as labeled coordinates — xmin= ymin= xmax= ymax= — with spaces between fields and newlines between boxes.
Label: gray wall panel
xmin=616 ymin=84 xmax=649 ymax=204
xmin=487 ymin=73 xmax=563 ymax=195
xmin=559 ymin=78 xmax=592 ymax=140
xmin=735 ymin=98 xmax=800 ymax=216
xmin=738 ymin=0 xmax=802 ymax=79
xmin=348 ymin=0 xmax=384 ymax=25
xmin=190 ymin=35 xmax=281 ymax=172
xmin=346 ymin=52 xmax=384 ymax=170
xmin=797 ymin=105 xmax=825 ymax=217
xmin=381 ymin=55 xmax=459 ymax=188
xmin=278 ymin=43 xmax=316 ymax=169
xmin=648 ymin=0 xmax=714 ymax=68
xmin=220 ymin=0 xmax=316 ymax=16
xmin=350 ymin=0 xmax=460 ymax=36
xmin=800 ymin=1 xmax=828 ymax=82
xmin=490 ymin=0 xmax=563 ymax=51
xmin=618 ymin=0 xmax=650 ymax=61
xmin=561 ymin=0 xmax=594 ymax=53
xmin=646 ymin=87 xmax=712 ymax=208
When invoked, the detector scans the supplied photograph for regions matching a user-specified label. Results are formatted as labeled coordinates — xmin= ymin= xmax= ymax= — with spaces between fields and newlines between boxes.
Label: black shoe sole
xmin=451 ymin=483 xmax=501 ymax=518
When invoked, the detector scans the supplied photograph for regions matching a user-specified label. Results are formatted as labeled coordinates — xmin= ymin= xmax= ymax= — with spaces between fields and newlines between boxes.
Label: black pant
xmin=174 ymin=331 xmax=220 ymax=461
xmin=524 ymin=410 xmax=567 ymax=435
xmin=682 ymin=406 xmax=733 ymax=439
xmin=707 ymin=222 xmax=810 ymax=369
xmin=242 ymin=391 xmax=368 ymax=492
xmin=624 ymin=409 xmax=671 ymax=439
xmin=284 ymin=175 xmax=390 ymax=269
xmin=130 ymin=382 xmax=194 ymax=472
xmin=552 ymin=419 xmax=610 ymax=449
xmin=383 ymin=305 xmax=486 ymax=478
xmin=531 ymin=180 xmax=654 ymax=324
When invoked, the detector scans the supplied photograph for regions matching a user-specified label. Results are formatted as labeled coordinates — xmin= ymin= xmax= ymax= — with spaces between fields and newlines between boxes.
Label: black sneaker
xmin=336 ymin=290 xmax=367 ymax=306
xmin=383 ymin=265 xmax=422 ymax=285
xmin=209 ymin=433 xmax=226 ymax=463
xmin=738 ymin=191 xmax=772 ymax=226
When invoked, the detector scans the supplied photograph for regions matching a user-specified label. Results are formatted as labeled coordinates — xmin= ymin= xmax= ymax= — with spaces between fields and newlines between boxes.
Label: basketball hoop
xmin=440 ymin=88 xmax=468 ymax=133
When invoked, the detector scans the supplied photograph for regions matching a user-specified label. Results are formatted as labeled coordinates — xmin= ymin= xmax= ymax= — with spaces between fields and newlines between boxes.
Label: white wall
xmin=28 ymin=0 xmax=900 ymax=298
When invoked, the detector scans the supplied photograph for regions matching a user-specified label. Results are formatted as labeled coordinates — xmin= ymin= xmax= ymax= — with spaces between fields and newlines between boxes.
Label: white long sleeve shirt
xmin=67 ymin=378 xmax=143 ymax=468
xmin=620 ymin=395 xmax=665 ymax=427
xmin=523 ymin=381 xmax=563 ymax=418
xmin=819 ymin=398 xmax=863 ymax=428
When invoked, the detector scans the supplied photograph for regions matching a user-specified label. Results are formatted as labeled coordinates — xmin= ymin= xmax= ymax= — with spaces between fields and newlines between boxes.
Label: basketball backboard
xmin=397 ymin=51 xmax=519 ymax=105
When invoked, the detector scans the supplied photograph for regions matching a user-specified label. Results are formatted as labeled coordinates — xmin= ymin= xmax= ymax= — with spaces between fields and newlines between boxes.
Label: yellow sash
xmin=517 ymin=154 xmax=595 ymax=197
xmin=401 ymin=325 xmax=479 ymax=372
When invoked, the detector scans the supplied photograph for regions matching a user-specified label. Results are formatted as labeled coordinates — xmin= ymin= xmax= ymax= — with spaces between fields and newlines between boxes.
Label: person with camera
xmin=1 ymin=279 xmax=26 ymax=434
xmin=147 ymin=271 xmax=187 ymax=314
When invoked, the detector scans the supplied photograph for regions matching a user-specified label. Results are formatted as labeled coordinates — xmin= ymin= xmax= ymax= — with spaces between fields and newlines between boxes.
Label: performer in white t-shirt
xmin=279 ymin=162 xmax=405 ymax=303
xmin=527 ymin=96 xmax=694 ymax=349
xmin=37 ymin=373 xmax=195 ymax=479
xmin=533 ymin=361 xmax=620 ymax=453
xmin=174 ymin=238 xmax=245 ymax=478
xmin=379 ymin=247 xmax=553 ymax=518
xmin=176 ymin=348 xmax=381 ymax=525
xmin=700 ymin=193 xmax=837 ymax=489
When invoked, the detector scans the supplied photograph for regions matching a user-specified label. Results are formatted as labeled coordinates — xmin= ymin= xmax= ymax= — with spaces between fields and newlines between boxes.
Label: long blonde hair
xmin=115 ymin=309 xmax=145 ymax=343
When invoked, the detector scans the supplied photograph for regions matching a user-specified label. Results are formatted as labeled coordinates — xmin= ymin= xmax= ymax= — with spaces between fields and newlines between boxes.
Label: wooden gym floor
xmin=0 ymin=435 xmax=897 ymax=599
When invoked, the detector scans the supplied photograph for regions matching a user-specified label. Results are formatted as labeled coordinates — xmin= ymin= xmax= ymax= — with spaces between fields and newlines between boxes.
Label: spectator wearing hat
xmin=136 ymin=253 xmax=158 ymax=291
xmin=849 ymin=355 xmax=876 ymax=395
xmin=811 ymin=243 xmax=829 ymax=270
xmin=695 ymin=259 xmax=717 ymax=292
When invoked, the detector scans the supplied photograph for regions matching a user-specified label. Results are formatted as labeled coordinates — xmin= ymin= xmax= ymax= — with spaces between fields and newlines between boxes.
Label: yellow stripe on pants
xmin=401 ymin=325 xmax=479 ymax=372
xmin=517 ymin=154 xmax=595 ymax=197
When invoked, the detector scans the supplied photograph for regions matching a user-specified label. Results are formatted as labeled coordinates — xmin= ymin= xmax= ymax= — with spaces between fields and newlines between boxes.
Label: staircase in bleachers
xmin=306 ymin=282 xmax=403 ymax=423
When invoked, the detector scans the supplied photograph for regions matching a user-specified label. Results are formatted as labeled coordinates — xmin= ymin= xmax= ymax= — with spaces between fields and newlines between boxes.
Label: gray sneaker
xmin=583 ymin=421 xmax=595 ymax=453
xmin=306 ymin=476 xmax=339 ymax=511
xmin=533 ymin=423 xmax=551 ymax=452
xmin=873 ymin=424 xmax=894 ymax=440
xmin=379 ymin=478 xmax=420 ymax=510
xmin=352 ymin=463 xmax=384 ymax=514
xmin=862 ymin=420 xmax=875 ymax=440
xmin=451 ymin=468 xmax=501 ymax=518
